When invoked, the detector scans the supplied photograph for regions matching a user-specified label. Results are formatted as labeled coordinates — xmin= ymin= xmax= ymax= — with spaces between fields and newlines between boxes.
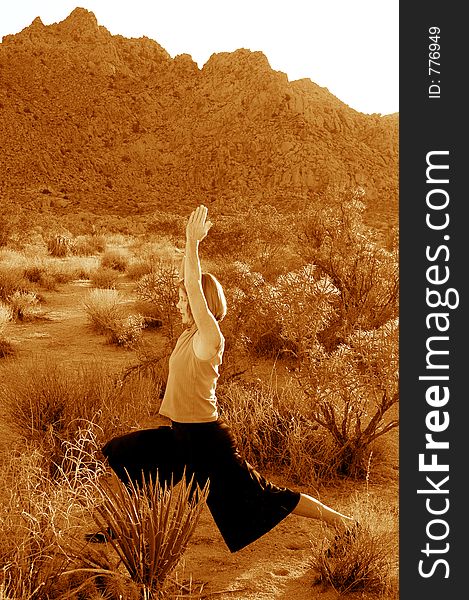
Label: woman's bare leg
xmin=292 ymin=493 xmax=355 ymax=528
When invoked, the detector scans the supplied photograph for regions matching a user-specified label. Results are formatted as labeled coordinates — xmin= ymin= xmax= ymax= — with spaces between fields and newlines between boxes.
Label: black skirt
xmin=102 ymin=418 xmax=300 ymax=553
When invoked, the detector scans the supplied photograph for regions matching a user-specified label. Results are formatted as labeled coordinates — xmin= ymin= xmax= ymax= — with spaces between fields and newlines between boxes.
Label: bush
xmin=72 ymin=233 xmax=107 ymax=256
xmin=298 ymin=319 xmax=399 ymax=479
xmin=0 ymin=265 xmax=31 ymax=302
xmin=0 ymin=359 xmax=163 ymax=475
xmin=295 ymin=188 xmax=399 ymax=349
xmin=90 ymin=266 xmax=120 ymax=289
xmin=218 ymin=380 xmax=319 ymax=486
xmin=135 ymin=260 xmax=180 ymax=342
xmin=311 ymin=492 xmax=398 ymax=597
xmin=47 ymin=234 xmax=73 ymax=258
xmin=83 ymin=288 xmax=125 ymax=334
xmin=100 ymin=248 xmax=129 ymax=272
xmin=9 ymin=290 xmax=40 ymax=321
xmin=0 ymin=302 xmax=12 ymax=334
xmin=145 ymin=211 xmax=185 ymax=240
xmin=0 ymin=302 xmax=14 ymax=358
xmin=83 ymin=289 xmax=144 ymax=349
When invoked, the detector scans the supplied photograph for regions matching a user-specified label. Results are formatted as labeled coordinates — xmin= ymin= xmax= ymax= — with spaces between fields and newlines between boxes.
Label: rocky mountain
xmin=0 ymin=7 xmax=398 ymax=227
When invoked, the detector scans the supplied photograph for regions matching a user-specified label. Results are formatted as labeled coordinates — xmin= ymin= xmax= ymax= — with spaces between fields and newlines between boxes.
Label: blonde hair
xmin=179 ymin=273 xmax=227 ymax=322
xmin=201 ymin=273 xmax=227 ymax=321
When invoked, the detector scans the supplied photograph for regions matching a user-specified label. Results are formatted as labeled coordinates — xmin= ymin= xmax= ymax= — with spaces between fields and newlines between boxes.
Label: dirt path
xmin=4 ymin=280 xmax=141 ymax=371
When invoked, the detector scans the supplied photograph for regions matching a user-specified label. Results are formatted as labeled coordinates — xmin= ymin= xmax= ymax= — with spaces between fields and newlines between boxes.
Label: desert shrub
xmin=311 ymin=490 xmax=398 ymax=597
xmin=0 ymin=265 xmax=31 ymax=302
xmin=72 ymin=233 xmax=107 ymax=256
xmin=201 ymin=205 xmax=293 ymax=269
xmin=218 ymin=380 xmax=319 ymax=486
xmin=47 ymin=234 xmax=73 ymax=258
xmin=23 ymin=264 xmax=44 ymax=284
xmin=0 ymin=303 xmax=14 ymax=358
xmin=0 ymin=303 xmax=12 ymax=333
xmin=135 ymin=260 xmax=180 ymax=342
xmin=50 ymin=256 xmax=99 ymax=281
xmin=127 ymin=239 xmax=179 ymax=278
xmin=90 ymin=266 xmax=120 ymax=289
xmin=8 ymin=290 xmax=40 ymax=321
xmin=111 ymin=313 xmax=146 ymax=348
xmin=220 ymin=261 xmax=338 ymax=364
xmin=22 ymin=257 xmax=93 ymax=289
xmin=0 ymin=360 xmax=163 ymax=476
xmin=295 ymin=188 xmax=399 ymax=350
xmin=145 ymin=210 xmax=185 ymax=240
xmin=83 ymin=288 xmax=144 ymax=348
xmin=0 ymin=434 xmax=104 ymax=600
xmin=299 ymin=319 xmax=399 ymax=479
xmin=100 ymin=248 xmax=129 ymax=272
xmin=83 ymin=288 xmax=125 ymax=335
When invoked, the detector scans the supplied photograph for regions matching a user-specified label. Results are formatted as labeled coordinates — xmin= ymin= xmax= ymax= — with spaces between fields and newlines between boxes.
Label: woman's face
xmin=176 ymin=287 xmax=193 ymax=326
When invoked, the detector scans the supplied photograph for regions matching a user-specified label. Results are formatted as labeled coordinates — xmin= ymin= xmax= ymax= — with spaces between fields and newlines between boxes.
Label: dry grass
xmin=218 ymin=379 xmax=320 ymax=486
xmin=89 ymin=266 xmax=120 ymax=289
xmin=0 ymin=425 xmax=207 ymax=600
xmin=0 ymin=359 xmax=163 ymax=476
xmin=0 ymin=427 xmax=106 ymax=600
xmin=0 ymin=304 xmax=15 ymax=356
xmin=310 ymin=470 xmax=399 ymax=598
xmin=100 ymin=248 xmax=130 ymax=272
xmin=82 ymin=288 xmax=145 ymax=348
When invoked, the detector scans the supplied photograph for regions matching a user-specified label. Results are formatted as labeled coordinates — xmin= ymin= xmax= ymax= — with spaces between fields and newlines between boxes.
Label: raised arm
xmin=184 ymin=205 xmax=222 ymax=359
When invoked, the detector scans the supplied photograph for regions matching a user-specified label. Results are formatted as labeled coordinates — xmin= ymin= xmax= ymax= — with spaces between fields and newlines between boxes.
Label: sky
xmin=0 ymin=0 xmax=399 ymax=115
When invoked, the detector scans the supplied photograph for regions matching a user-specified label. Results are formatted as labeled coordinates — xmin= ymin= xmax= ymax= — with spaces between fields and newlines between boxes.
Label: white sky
xmin=0 ymin=0 xmax=399 ymax=115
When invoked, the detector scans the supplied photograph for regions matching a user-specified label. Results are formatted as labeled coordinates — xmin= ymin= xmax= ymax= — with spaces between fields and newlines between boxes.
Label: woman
xmin=102 ymin=205 xmax=355 ymax=553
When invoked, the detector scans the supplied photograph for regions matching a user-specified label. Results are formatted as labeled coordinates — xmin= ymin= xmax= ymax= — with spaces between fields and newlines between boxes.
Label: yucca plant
xmin=84 ymin=470 xmax=209 ymax=598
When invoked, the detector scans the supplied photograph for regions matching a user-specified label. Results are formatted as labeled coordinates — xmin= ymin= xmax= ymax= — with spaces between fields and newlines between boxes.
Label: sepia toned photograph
xmin=0 ymin=2 xmax=399 ymax=598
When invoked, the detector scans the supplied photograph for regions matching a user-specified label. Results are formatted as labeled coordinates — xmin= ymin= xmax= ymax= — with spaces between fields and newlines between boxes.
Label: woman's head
xmin=177 ymin=273 xmax=227 ymax=325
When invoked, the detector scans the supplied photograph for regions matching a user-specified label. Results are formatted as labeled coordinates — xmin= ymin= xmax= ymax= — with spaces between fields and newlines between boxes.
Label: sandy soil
xmin=2 ymin=278 xmax=398 ymax=599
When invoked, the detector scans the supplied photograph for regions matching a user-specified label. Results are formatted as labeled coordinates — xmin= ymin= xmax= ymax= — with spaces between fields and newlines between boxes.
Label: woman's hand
xmin=186 ymin=205 xmax=212 ymax=243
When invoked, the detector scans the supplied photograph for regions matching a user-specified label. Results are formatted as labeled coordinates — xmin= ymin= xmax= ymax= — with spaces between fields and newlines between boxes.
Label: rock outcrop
xmin=0 ymin=7 xmax=398 ymax=226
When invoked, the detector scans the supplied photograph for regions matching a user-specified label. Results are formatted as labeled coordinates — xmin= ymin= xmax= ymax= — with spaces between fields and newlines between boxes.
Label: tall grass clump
xmin=8 ymin=290 xmax=40 ymax=321
xmin=0 ymin=264 xmax=31 ymax=302
xmin=0 ymin=431 xmax=106 ymax=600
xmin=47 ymin=234 xmax=73 ymax=258
xmin=100 ymin=248 xmax=130 ymax=272
xmin=310 ymin=483 xmax=398 ymax=598
xmin=72 ymin=233 xmax=106 ymax=256
xmin=218 ymin=379 xmax=318 ymax=486
xmin=90 ymin=266 xmax=120 ymax=289
xmin=0 ymin=360 xmax=163 ymax=476
xmin=83 ymin=288 xmax=144 ymax=348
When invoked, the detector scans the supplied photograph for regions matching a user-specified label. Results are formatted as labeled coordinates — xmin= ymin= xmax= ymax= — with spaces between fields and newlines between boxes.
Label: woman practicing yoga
xmin=101 ymin=204 xmax=355 ymax=553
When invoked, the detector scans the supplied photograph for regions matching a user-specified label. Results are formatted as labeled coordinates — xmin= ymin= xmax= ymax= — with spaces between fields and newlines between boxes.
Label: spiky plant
xmin=83 ymin=470 xmax=208 ymax=598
